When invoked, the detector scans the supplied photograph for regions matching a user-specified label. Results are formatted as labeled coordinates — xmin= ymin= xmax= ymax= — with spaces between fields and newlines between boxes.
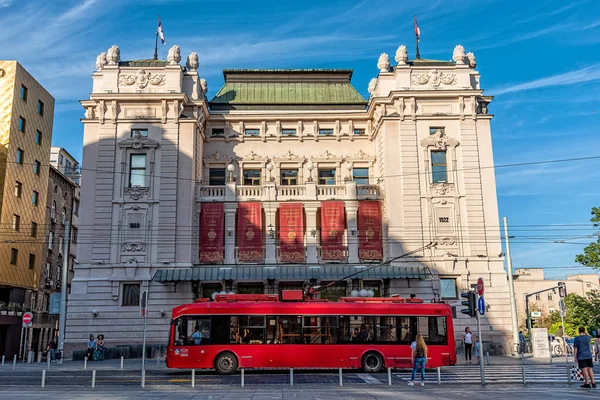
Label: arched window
xmin=62 ymin=207 xmax=67 ymax=224
xmin=54 ymin=185 xmax=58 ymax=194
xmin=51 ymin=201 xmax=56 ymax=219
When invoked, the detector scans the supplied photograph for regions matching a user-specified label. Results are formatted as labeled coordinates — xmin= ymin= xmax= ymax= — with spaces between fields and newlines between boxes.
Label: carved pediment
xmin=349 ymin=150 xmax=373 ymax=160
xmin=238 ymin=150 xmax=268 ymax=162
xmin=273 ymin=150 xmax=305 ymax=162
xmin=118 ymin=132 xmax=159 ymax=149
xmin=311 ymin=150 xmax=341 ymax=161
xmin=420 ymin=129 xmax=459 ymax=149
xmin=411 ymin=70 xmax=457 ymax=88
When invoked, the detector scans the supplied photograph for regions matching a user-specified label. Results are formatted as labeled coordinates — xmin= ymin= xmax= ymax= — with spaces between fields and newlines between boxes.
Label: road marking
xmin=357 ymin=373 xmax=382 ymax=384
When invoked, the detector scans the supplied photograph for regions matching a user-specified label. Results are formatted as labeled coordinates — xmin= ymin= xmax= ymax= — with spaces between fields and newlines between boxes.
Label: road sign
xmin=477 ymin=278 xmax=484 ymax=296
xmin=22 ymin=312 xmax=33 ymax=327
xmin=477 ymin=296 xmax=485 ymax=315
xmin=531 ymin=311 xmax=542 ymax=318
xmin=559 ymin=299 xmax=566 ymax=312
xmin=49 ymin=293 xmax=61 ymax=315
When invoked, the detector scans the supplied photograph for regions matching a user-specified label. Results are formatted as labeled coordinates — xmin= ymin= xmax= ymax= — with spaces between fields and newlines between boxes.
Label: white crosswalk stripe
xmin=357 ymin=373 xmax=383 ymax=384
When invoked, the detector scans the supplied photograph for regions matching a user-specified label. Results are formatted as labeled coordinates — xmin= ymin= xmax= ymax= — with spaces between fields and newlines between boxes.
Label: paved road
xmin=0 ymin=384 xmax=597 ymax=399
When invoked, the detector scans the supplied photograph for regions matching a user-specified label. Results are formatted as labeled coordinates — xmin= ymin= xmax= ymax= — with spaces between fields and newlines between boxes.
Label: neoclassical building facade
xmin=65 ymin=44 xmax=512 ymax=356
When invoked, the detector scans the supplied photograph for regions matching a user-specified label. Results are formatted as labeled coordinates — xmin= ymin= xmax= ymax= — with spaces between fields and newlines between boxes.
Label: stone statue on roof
xmin=107 ymin=45 xmax=120 ymax=65
xmin=466 ymin=52 xmax=476 ymax=68
xmin=167 ymin=45 xmax=181 ymax=65
xmin=452 ymin=45 xmax=466 ymax=65
xmin=96 ymin=52 xmax=107 ymax=70
xmin=395 ymin=45 xmax=408 ymax=65
xmin=186 ymin=52 xmax=199 ymax=71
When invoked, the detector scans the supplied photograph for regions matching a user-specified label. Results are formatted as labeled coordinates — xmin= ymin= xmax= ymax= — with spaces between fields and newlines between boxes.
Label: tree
xmin=564 ymin=291 xmax=600 ymax=333
xmin=575 ymin=207 xmax=600 ymax=269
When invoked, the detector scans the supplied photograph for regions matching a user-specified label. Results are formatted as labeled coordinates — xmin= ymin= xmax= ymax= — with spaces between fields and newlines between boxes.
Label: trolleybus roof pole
xmin=304 ymin=242 xmax=437 ymax=299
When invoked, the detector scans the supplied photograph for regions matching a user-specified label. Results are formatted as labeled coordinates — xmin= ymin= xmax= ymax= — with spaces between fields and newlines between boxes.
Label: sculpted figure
xmin=167 ymin=45 xmax=181 ymax=65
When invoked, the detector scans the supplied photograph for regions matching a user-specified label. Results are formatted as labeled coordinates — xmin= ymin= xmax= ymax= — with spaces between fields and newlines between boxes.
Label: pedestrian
xmin=94 ymin=334 xmax=105 ymax=361
xmin=46 ymin=339 xmax=58 ymax=363
xmin=192 ymin=325 xmax=203 ymax=345
xmin=594 ymin=333 xmax=600 ymax=362
xmin=408 ymin=334 xmax=428 ymax=386
xmin=474 ymin=336 xmax=481 ymax=363
xmin=573 ymin=326 xmax=596 ymax=389
xmin=519 ymin=331 xmax=525 ymax=353
xmin=86 ymin=334 xmax=96 ymax=361
xmin=463 ymin=327 xmax=473 ymax=363
xmin=556 ymin=325 xmax=565 ymax=354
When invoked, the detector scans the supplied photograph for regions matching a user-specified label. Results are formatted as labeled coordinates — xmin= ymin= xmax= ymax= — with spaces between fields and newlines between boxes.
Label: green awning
xmin=152 ymin=265 xmax=429 ymax=283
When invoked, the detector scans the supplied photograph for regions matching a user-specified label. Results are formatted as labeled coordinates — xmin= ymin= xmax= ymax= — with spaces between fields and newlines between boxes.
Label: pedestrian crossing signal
xmin=558 ymin=282 xmax=567 ymax=298
xmin=461 ymin=291 xmax=476 ymax=317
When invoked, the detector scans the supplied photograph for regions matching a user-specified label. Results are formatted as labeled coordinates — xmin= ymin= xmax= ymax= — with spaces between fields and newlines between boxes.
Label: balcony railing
xmin=197 ymin=182 xmax=381 ymax=202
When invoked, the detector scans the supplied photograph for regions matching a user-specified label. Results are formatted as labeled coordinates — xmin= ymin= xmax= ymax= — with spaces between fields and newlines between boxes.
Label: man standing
xmin=574 ymin=326 xmax=596 ymax=389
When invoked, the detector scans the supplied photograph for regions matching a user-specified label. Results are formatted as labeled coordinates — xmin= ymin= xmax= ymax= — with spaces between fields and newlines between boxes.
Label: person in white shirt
xmin=192 ymin=326 xmax=203 ymax=345
xmin=462 ymin=327 xmax=473 ymax=363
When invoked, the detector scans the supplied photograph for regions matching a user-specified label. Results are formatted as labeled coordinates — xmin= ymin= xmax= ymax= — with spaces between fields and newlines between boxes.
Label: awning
xmin=152 ymin=265 xmax=430 ymax=283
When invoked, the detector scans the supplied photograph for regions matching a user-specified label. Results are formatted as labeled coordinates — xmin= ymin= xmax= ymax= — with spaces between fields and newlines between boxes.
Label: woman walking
xmin=463 ymin=327 xmax=473 ymax=363
xmin=408 ymin=334 xmax=428 ymax=386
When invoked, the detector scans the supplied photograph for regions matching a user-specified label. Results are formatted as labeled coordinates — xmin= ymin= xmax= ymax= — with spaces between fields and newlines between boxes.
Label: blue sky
xmin=1 ymin=0 xmax=599 ymax=279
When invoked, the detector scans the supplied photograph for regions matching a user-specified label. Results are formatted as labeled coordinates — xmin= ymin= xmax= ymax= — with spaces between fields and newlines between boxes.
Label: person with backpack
xmin=574 ymin=326 xmax=596 ymax=389
xmin=408 ymin=334 xmax=428 ymax=386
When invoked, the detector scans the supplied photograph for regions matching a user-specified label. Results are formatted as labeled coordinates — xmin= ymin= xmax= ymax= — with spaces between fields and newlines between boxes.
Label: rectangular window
xmin=319 ymin=282 xmax=346 ymax=301
xmin=318 ymin=129 xmax=333 ymax=136
xmin=535 ymin=294 xmax=541 ymax=301
xmin=37 ymin=100 xmax=44 ymax=116
xmin=10 ymin=248 xmax=18 ymax=265
xmin=208 ymin=168 xmax=226 ymax=186
xmin=122 ymin=284 xmax=141 ymax=306
xmin=14 ymin=181 xmax=22 ymax=197
xmin=12 ymin=214 xmax=20 ymax=231
xmin=35 ymin=130 xmax=42 ymax=145
xmin=427 ymin=317 xmax=448 ymax=345
xmin=72 ymin=227 xmax=78 ymax=243
xmin=16 ymin=148 xmax=24 ymax=164
xmin=31 ymin=191 xmax=39 ymax=206
xmin=243 ymin=169 xmax=261 ymax=186
xmin=129 ymin=154 xmax=147 ymax=187
xmin=430 ymin=127 xmax=444 ymax=135
xmin=73 ymin=200 xmax=80 ymax=216
xmin=18 ymin=116 xmax=26 ymax=132
xmin=33 ymin=160 xmax=40 ymax=175
xmin=20 ymin=85 xmax=28 ymax=101
xmin=59 ymin=154 xmax=63 ymax=165
xmin=130 ymin=129 xmax=148 ymax=137
xmin=431 ymin=151 xmax=447 ymax=183
xmin=238 ymin=315 xmax=265 ymax=344
xmin=353 ymin=129 xmax=365 ymax=135
xmin=211 ymin=128 xmax=224 ymax=136
xmin=548 ymin=294 xmax=553 ymax=301
xmin=282 ymin=129 xmax=296 ymax=136
xmin=318 ymin=168 xmax=335 ymax=185
xmin=31 ymin=222 xmax=38 ymax=238
xmin=244 ymin=129 xmax=260 ymax=137
xmin=265 ymin=315 xmax=302 ymax=344
xmin=58 ymin=236 xmax=64 ymax=254
xmin=303 ymin=316 xmax=339 ymax=344
xmin=48 ymin=231 xmax=54 ymax=249
xmin=28 ymin=254 xmax=36 ymax=270
xmin=280 ymin=169 xmax=298 ymax=185
xmin=352 ymin=168 xmax=369 ymax=184
xmin=440 ymin=278 xmax=458 ymax=299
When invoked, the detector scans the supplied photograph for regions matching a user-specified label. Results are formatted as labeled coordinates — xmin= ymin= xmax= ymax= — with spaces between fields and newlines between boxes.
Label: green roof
xmin=407 ymin=59 xmax=455 ymax=67
xmin=119 ymin=59 xmax=168 ymax=67
xmin=211 ymin=69 xmax=366 ymax=105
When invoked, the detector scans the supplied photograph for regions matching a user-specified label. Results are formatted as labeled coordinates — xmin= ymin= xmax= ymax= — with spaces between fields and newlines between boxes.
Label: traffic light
xmin=461 ymin=291 xmax=476 ymax=317
xmin=558 ymin=282 xmax=567 ymax=298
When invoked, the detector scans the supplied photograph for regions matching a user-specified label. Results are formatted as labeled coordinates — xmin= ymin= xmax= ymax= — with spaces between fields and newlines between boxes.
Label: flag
xmin=414 ymin=15 xmax=420 ymax=42
xmin=157 ymin=16 xmax=166 ymax=44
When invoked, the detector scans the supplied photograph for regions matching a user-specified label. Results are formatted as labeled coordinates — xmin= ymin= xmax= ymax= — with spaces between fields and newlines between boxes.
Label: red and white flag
xmin=414 ymin=15 xmax=420 ymax=42
xmin=157 ymin=16 xmax=166 ymax=44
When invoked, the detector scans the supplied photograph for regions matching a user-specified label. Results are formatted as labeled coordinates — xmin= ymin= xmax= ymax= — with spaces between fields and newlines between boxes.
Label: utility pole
xmin=503 ymin=217 xmax=520 ymax=355
xmin=57 ymin=189 xmax=74 ymax=363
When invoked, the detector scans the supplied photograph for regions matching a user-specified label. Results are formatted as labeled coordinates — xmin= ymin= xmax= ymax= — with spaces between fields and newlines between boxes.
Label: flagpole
xmin=414 ymin=15 xmax=421 ymax=60
xmin=153 ymin=31 xmax=158 ymax=60
xmin=415 ymin=34 xmax=420 ymax=60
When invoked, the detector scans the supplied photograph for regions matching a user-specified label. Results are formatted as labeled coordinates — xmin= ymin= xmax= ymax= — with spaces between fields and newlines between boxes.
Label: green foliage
xmin=549 ymin=321 xmax=576 ymax=337
xmin=575 ymin=207 xmax=600 ymax=270
xmin=564 ymin=291 xmax=600 ymax=333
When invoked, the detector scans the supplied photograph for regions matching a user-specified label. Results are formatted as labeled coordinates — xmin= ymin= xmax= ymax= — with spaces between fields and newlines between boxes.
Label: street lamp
xmin=266 ymin=162 xmax=274 ymax=182
xmin=306 ymin=161 xmax=314 ymax=182
xmin=227 ymin=163 xmax=235 ymax=183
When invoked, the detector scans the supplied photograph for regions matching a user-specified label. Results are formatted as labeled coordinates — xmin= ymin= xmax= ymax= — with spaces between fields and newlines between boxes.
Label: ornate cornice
xmin=420 ymin=129 xmax=459 ymax=149
xmin=118 ymin=132 xmax=159 ymax=149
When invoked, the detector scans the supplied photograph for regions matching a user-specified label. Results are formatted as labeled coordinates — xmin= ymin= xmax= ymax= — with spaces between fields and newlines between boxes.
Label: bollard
xmin=13 ymin=355 xmax=16 ymax=371
xmin=521 ymin=363 xmax=526 ymax=384
xmin=567 ymin=365 xmax=571 ymax=384
xmin=290 ymin=368 xmax=294 ymax=386
xmin=437 ymin=367 xmax=441 ymax=385
xmin=387 ymin=367 xmax=392 ymax=386
xmin=339 ymin=368 xmax=343 ymax=386
xmin=157 ymin=352 xmax=160 ymax=367
xmin=1 ymin=355 xmax=4 ymax=365
xmin=241 ymin=369 xmax=244 ymax=387
xmin=191 ymin=369 xmax=195 ymax=388
xmin=38 ymin=352 xmax=42 ymax=363
xmin=41 ymin=370 xmax=46 ymax=388
xmin=141 ymin=369 xmax=146 ymax=388
xmin=84 ymin=356 xmax=88 ymax=370
xmin=47 ymin=355 xmax=50 ymax=370
xmin=486 ymin=352 xmax=490 ymax=365
xmin=92 ymin=370 xmax=96 ymax=389
xmin=121 ymin=356 xmax=124 ymax=370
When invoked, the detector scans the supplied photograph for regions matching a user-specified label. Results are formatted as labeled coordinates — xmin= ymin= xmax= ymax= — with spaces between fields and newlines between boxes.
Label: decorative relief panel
xmin=420 ymin=129 xmax=459 ymax=150
xmin=118 ymin=131 xmax=160 ymax=150
xmin=119 ymin=70 xmax=166 ymax=89
xmin=124 ymin=187 xmax=150 ymax=201
xmin=430 ymin=182 xmax=455 ymax=196
xmin=411 ymin=69 xmax=457 ymax=88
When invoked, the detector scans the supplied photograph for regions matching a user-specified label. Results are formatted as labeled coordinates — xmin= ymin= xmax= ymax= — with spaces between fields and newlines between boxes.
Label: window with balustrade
xmin=280 ymin=169 xmax=298 ymax=185
xmin=243 ymin=169 xmax=261 ymax=186
xmin=318 ymin=168 xmax=335 ymax=185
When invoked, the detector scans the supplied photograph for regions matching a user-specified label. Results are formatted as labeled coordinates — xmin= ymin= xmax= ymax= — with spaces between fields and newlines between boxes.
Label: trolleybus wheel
xmin=215 ymin=351 xmax=238 ymax=375
xmin=362 ymin=351 xmax=384 ymax=373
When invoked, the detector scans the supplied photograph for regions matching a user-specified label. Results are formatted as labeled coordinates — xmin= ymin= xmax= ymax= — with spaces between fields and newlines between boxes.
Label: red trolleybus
xmin=166 ymin=292 xmax=456 ymax=374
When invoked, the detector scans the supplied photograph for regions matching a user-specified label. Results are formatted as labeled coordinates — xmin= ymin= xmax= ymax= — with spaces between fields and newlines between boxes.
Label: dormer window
xmin=212 ymin=128 xmax=224 ymax=136
xmin=131 ymin=129 xmax=148 ymax=137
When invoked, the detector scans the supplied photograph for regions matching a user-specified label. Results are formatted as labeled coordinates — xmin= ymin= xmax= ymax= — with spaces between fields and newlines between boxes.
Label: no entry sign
xmin=22 ymin=312 xmax=33 ymax=327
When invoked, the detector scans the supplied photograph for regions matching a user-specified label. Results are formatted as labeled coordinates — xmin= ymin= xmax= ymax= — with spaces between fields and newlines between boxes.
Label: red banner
xmin=279 ymin=203 xmax=304 ymax=263
xmin=320 ymin=201 xmax=346 ymax=260
xmin=237 ymin=202 xmax=263 ymax=262
xmin=358 ymin=200 xmax=383 ymax=260
xmin=199 ymin=202 xmax=224 ymax=263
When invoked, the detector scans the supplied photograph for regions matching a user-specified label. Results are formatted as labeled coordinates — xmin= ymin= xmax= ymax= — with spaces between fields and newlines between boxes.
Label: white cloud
xmin=0 ymin=0 xmax=10 ymax=7
xmin=491 ymin=63 xmax=600 ymax=95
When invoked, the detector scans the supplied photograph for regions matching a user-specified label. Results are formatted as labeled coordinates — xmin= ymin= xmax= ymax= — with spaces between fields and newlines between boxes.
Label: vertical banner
xmin=199 ymin=202 xmax=224 ymax=263
xmin=279 ymin=203 xmax=304 ymax=263
xmin=320 ymin=201 xmax=346 ymax=260
xmin=237 ymin=202 xmax=263 ymax=261
xmin=358 ymin=200 xmax=383 ymax=260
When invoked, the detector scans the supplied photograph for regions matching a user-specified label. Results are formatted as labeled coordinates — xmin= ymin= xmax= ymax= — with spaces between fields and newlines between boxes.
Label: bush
xmin=549 ymin=322 xmax=576 ymax=337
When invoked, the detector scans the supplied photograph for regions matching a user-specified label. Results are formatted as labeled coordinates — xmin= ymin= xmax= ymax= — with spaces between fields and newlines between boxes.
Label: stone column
xmin=304 ymin=202 xmax=319 ymax=264
xmin=264 ymin=183 xmax=277 ymax=264
xmin=224 ymin=203 xmax=237 ymax=264
xmin=345 ymin=201 xmax=359 ymax=263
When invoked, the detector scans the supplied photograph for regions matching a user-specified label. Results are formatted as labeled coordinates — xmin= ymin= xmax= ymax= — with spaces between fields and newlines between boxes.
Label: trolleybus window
xmin=173 ymin=316 xmax=210 ymax=346
xmin=266 ymin=316 xmax=302 ymax=344
xmin=239 ymin=316 xmax=265 ymax=344
xmin=302 ymin=317 xmax=339 ymax=344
